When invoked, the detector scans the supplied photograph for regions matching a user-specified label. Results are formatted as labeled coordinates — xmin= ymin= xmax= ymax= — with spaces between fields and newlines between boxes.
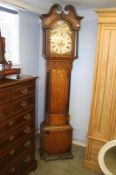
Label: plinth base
xmin=40 ymin=122 xmax=73 ymax=160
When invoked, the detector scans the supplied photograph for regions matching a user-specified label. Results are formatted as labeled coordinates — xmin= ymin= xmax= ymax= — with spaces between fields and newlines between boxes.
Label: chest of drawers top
xmin=0 ymin=74 xmax=37 ymax=89
xmin=0 ymin=75 xmax=37 ymax=100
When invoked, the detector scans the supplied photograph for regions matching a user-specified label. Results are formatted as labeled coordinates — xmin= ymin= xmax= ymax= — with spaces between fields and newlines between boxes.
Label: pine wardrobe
xmin=84 ymin=9 xmax=116 ymax=172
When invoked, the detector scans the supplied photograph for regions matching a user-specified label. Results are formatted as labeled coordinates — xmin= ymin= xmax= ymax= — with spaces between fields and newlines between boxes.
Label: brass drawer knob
xmin=20 ymin=88 xmax=28 ymax=95
xmin=24 ymin=140 xmax=31 ymax=147
xmin=10 ymin=167 xmax=16 ymax=173
xmin=24 ymin=127 xmax=31 ymax=134
xmin=9 ymin=135 xmax=14 ymax=141
xmin=24 ymin=156 xmax=31 ymax=163
xmin=9 ymin=149 xmax=15 ymax=155
xmin=20 ymin=101 xmax=28 ymax=108
xmin=8 ymin=120 xmax=14 ymax=126
xmin=24 ymin=113 xmax=31 ymax=121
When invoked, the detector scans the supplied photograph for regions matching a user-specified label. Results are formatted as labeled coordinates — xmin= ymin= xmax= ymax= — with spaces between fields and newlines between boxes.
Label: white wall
xmin=36 ymin=20 xmax=46 ymax=130
xmin=69 ymin=10 xmax=98 ymax=144
xmin=19 ymin=10 xmax=40 ymax=130
xmin=19 ymin=9 xmax=98 ymax=145
xmin=19 ymin=11 xmax=39 ymax=75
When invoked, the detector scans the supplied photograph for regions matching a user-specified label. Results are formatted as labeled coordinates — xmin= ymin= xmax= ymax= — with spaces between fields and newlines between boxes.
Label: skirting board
xmin=72 ymin=140 xmax=86 ymax=147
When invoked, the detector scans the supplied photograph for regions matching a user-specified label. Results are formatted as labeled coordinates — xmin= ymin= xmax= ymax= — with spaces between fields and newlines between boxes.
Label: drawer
xmin=12 ymin=81 xmax=35 ymax=100
xmin=12 ymin=95 xmax=34 ymax=114
xmin=0 ymin=136 xmax=34 ymax=170
xmin=1 ymin=148 xmax=35 ymax=175
xmin=0 ymin=122 xmax=34 ymax=153
xmin=0 ymin=109 xmax=34 ymax=138
xmin=0 ymin=90 xmax=10 ymax=104
xmin=0 ymin=104 xmax=11 ymax=122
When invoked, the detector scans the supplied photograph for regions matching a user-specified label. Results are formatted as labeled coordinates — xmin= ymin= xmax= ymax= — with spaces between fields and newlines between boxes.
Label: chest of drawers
xmin=0 ymin=75 xmax=37 ymax=175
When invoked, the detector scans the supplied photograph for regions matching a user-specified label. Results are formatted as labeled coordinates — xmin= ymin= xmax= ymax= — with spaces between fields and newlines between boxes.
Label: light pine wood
xmin=84 ymin=9 xmax=116 ymax=173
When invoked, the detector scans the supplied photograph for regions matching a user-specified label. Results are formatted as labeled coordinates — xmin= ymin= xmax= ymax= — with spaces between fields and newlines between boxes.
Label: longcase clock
xmin=40 ymin=4 xmax=83 ymax=160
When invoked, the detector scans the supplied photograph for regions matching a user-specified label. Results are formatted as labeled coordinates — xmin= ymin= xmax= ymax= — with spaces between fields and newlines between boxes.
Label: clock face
xmin=50 ymin=21 xmax=72 ymax=55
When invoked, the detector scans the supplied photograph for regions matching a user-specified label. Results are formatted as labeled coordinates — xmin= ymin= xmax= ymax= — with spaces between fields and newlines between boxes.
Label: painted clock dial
xmin=50 ymin=20 xmax=72 ymax=55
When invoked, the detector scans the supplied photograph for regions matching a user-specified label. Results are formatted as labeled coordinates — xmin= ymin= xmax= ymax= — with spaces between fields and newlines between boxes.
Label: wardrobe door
xmin=90 ymin=25 xmax=116 ymax=140
xmin=84 ymin=9 xmax=116 ymax=173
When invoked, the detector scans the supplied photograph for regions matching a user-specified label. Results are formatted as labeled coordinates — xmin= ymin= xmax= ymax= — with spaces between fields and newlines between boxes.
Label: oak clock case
xmin=40 ymin=4 xmax=83 ymax=160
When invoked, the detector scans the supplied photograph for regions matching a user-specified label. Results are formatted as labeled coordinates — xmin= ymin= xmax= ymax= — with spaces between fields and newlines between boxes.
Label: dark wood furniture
xmin=40 ymin=4 xmax=82 ymax=160
xmin=0 ymin=75 xmax=37 ymax=175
